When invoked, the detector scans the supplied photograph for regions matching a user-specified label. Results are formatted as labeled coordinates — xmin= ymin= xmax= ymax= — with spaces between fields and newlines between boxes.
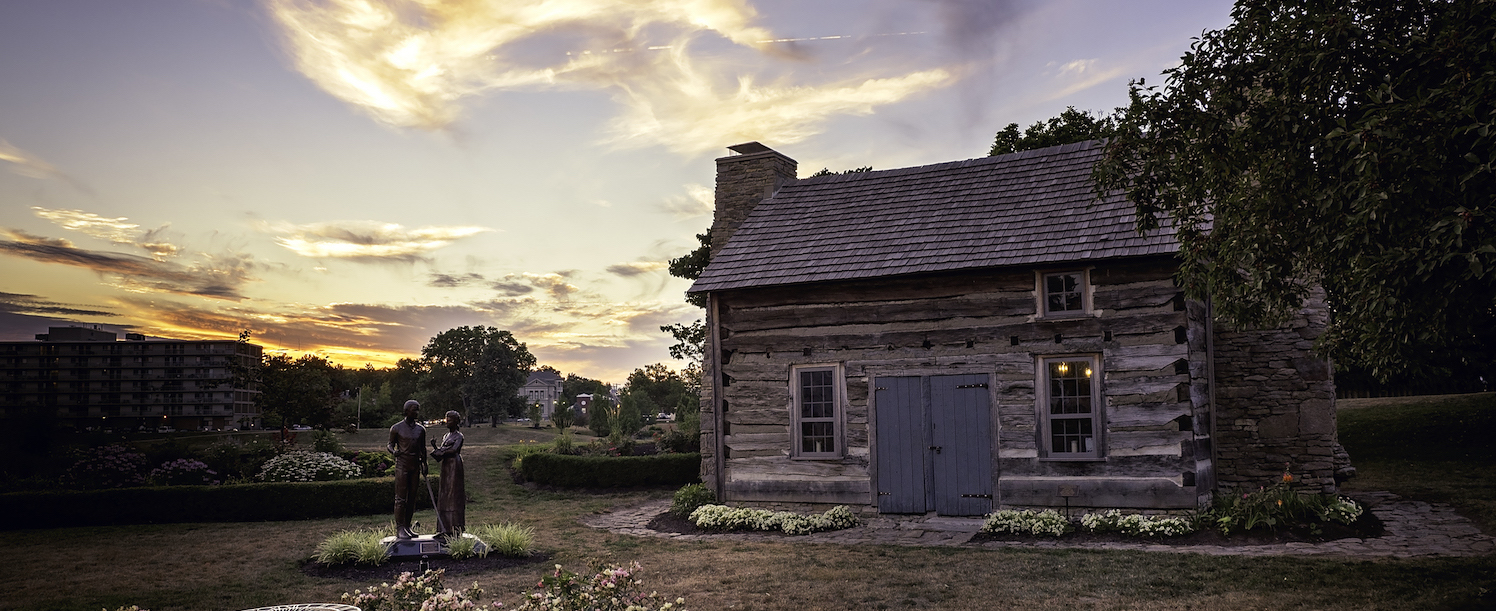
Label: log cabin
xmin=687 ymin=141 xmax=1353 ymax=516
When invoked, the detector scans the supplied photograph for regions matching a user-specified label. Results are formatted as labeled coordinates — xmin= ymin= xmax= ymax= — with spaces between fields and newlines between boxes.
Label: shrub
xmin=350 ymin=450 xmax=396 ymax=477
xmin=316 ymin=526 xmax=393 ymax=566
xmin=1080 ymin=510 xmax=1196 ymax=537
xmin=518 ymin=452 xmax=700 ymax=488
xmin=513 ymin=562 xmax=687 ymax=611
xmin=311 ymin=429 xmax=345 ymax=454
xmin=342 ymin=569 xmax=486 ymax=611
xmin=67 ymin=444 xmax=148 ymax=489
xmin=257 ymin=451 xmax=361 ymax=482
xmin=0 ymin=477 xmax=430 ymax=528
xmin=511 ymin=442 xmax=548 ymax=472
xmin=688 ymin=504 xmax=859 ymax=535
xmin=653 ymin=428 xmax=699 ymax=454
xmin=148 ymin=459 xmax=219 ymax=486
xmin=980 ymin=509 xmax=1072 ymax=537
xmin=670 ymin=483 xmax=716 ymax=518
xmin=472 ymin=522 xmax=534 ymax=557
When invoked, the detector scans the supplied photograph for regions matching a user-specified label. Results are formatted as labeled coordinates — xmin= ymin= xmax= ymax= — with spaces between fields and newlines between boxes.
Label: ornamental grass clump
xmin=341 ymin=569 xmax=486 ymax=611
xmin=512 ymin=562 xmax=687 ymax=611
xmin=315 ymin=526 xmax=393 ymax=566
xmin=1081 ymin=510 xmax=1196 ymax=537
xmin=444 ymin=533 xmax=482 ymax=560
xmin=472 ymin=522 xmax=534 ymax=557
xmin=688 ymin=504 xmax=859 ymax=535
xmin=980 ymin=509 xmax=1072 ymax=537
xmin=148 ymin=458 xmax=218 ymax=486
xmin=256 ymin=450 xmax=361 ymax=482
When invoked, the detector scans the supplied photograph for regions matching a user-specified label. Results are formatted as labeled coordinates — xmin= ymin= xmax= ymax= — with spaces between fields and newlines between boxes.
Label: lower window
xmin=792 ymin=365 xmax=842 ymax=458
xmin=1040 ymin=355 xmax=1102 ymax=458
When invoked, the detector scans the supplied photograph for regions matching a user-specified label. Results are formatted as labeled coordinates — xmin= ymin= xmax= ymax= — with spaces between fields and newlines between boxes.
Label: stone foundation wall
xmin=1212 ymin=295 xmax=1352 ymax=493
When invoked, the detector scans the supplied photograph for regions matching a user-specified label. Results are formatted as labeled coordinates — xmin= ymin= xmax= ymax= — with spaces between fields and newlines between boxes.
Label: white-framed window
xmin=1038 ymin=355 xmax=1103 ymax=459
xmin=790 ymin=364 xmax=843 ymax=459
xmin=1038 ymin=269 xmax=1090 ymax=317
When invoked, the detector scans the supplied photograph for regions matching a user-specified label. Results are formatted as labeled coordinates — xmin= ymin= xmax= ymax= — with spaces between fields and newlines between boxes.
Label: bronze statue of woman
xmin=429 ymin=410 xmax=465 ymax=540
xmin=388 ymin=399 xmax=426 ymax=540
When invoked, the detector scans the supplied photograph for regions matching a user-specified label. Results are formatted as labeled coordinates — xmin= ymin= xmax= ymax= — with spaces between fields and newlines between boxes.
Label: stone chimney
xmin=711 ymin=142 xmax=797 ymax=259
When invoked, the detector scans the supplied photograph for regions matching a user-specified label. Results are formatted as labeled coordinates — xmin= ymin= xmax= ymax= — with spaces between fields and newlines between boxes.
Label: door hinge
xmin=960 ymin=494 xmax=993 ymax=499
xmin=929 ymin=446 xmax=942 ymax=454
xmin=956 ymin=383 xmax=988 ymax=389
xmin=878 ymin=491 xmax=891 ymax=496
xmin=875 ymin=387 xmax=887 ymax=391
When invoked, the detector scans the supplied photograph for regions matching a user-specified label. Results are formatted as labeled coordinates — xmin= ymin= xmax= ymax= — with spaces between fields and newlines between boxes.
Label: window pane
xmin=801 ymin=421 xmax=835 ymax=454
xmin=1051 ymin=417 xmax=1094 ymax=454
xmin=800 ymin=370 xmax=835 ymax=419
xmin=1048 ymin=360 xmax=1092 ymax=414
xmin=1045 ymin=273 xmax=1083 ymax=312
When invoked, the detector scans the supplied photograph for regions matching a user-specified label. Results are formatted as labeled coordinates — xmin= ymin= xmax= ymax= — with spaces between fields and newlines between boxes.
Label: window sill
xmin=791 ymin=454 xmax=842 ymax=461
xmin=1038 ymin=456 xmax=1106 ymax=462
xmin=1035 ymin=311 xmax=1094 ymax=321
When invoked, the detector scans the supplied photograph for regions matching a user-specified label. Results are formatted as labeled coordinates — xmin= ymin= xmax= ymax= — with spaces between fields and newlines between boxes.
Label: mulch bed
xmin=647 ymin=509 xmax=1385 ymax=547
xmin=302 ymin=552 xmax=550 ymax=581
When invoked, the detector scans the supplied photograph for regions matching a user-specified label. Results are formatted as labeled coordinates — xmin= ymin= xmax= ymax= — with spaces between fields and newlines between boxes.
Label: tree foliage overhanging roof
xmin=1094 ymin=0 xmax=1496 ymax=380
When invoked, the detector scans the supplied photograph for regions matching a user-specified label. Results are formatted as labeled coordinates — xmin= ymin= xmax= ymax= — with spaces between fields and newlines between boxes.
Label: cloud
xmin=490 ymin=279 xmax=536 ymax=296
xmin=110 ymin=291 xmax=696 ymax=379
xmin=429 ymin=272 xmax=486 ymax=287
xmin=31 ymin=207 xmax=182 ymax=260
xmin=0 ymin=291 xmax=117 ymax=318
xmin=266 ymin=0 xmax=954 ymax=153
xmin=0 ymin=140 xmax=93 ymax=194
xmin=522 ymin=272 xmax=579 ymax=300
xmin=605 ymin=261 xmax=668 ymax=277
xmin=657 ymin=183 xmax=714 ymax=219
xmin=603 ymin=45 xmax=952 ymax=154
xmin=0 ymin=228 xmax=255 ymax=300
xmin=254 ymin=220 xmax=492 ymax=260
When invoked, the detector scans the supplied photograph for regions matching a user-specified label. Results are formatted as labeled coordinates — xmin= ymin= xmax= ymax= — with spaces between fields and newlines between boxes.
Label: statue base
xmin=382 ymin=533 xmax=487 ymax=559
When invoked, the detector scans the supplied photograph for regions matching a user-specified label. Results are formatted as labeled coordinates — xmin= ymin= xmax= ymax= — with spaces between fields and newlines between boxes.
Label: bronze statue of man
xmin=429 ymin=410 xmax=466 ymax=540
xmin=388 ymin=399 xmax=427 ymax=540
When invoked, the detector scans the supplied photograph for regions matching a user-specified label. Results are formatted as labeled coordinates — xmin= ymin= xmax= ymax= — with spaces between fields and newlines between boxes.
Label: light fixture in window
xmin=1056 ymin=362 xmax=1070 ymax=375
xmin=1084 ymin=367 xmax=1093 ymax=377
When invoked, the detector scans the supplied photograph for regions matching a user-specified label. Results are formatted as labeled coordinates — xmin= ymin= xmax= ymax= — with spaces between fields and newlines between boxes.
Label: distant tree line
xmin=246 ymin=327 xmax=701 ymax=434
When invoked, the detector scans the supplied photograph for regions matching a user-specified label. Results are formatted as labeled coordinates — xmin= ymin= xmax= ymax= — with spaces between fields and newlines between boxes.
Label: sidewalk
xmin=580 ymin=491 xmax=1495 ymax=559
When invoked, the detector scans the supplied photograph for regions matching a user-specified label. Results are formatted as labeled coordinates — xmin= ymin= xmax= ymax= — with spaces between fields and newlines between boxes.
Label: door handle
xmin=929 ymin=446 xmax=942 ymax=454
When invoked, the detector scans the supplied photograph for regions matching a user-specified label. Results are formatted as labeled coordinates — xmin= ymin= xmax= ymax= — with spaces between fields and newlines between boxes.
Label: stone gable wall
xmin=1212 ymin=294 xmax=1352 ymax=493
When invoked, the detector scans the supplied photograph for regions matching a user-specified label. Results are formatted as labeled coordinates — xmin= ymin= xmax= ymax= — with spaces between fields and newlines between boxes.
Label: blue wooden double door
xmin=875 ymin=374 xmax=993 ymax=516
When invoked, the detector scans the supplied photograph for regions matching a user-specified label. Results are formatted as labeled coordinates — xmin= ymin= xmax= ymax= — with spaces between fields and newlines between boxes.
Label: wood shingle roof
xmin=688 ymin=140 xmax=1178 ymax=293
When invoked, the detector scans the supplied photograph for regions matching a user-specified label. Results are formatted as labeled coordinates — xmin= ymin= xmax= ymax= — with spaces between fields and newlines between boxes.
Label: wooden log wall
xmin=704 ymin=256 xmax=1213 ymax=510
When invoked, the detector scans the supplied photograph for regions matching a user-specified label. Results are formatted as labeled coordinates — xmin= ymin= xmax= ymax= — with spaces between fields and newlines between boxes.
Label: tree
xmin=625 ymin=364 xmax=691 ymax=415
xmin=809 ymin=165 xmax=872 ymax=177
xmin=659 ymin=320 xmax=705 ymax=366
xmin=989 ymin=106 xmax=1118 ymax=156
xmin=1094 ymin=0 xmax=1496 ymax=381
xmin=420 ymin=326 xmax=536 ymax=425
xmin=257 ymin=354 xmax=337 ymax=428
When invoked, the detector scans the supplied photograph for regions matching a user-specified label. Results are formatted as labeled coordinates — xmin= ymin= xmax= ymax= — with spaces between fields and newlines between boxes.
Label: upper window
xmin=1039 ymin=355 xmax=1102 ymax=459
xmin=1040 ymin=270 xmax=1090 ymax=316
xmin=791 ymin=365 xmax=842 ymax=458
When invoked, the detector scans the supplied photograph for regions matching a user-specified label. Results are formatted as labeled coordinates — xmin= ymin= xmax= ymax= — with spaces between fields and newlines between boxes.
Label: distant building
xmin=518 ymin=370 xmax=564 ymax=420
xmin=0 ymin=326 xmax=263 ymax=431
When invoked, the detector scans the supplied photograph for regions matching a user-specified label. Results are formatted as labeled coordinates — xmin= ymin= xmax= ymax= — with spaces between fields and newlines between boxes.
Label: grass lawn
xmin=1339 ymin=392 xmax=1496 ymax=534
xmin=5 ymin=401 xmax=1495 ymax=610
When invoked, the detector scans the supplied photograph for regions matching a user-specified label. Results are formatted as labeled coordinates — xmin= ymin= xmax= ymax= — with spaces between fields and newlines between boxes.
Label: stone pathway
xmin=580 ymin=491 xmax=1495 ymax=559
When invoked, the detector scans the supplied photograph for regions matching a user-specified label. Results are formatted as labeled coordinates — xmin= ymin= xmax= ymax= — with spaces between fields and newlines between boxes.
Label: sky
xmin=0 ymin=0 xmax=1237 ymax=383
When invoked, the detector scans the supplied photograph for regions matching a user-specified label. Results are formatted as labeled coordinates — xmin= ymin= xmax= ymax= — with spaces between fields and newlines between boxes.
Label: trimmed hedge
xmin=519 ymin=452 xmax=700 ymax=488
xmin=0 ymin=476 xmax=434 ymax=529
